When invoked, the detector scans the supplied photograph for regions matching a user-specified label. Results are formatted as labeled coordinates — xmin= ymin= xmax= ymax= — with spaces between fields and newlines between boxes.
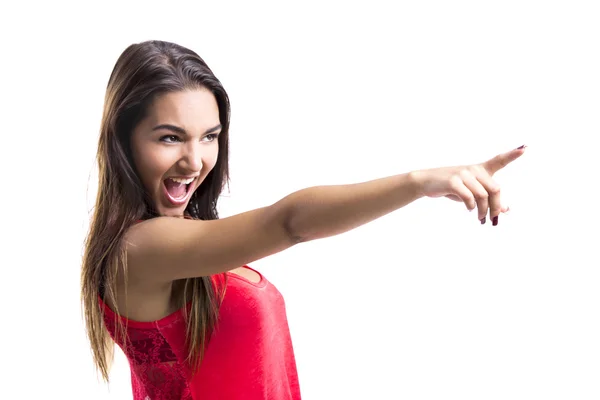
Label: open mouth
xmin=163 ymin=177 xmax=196 ymax=205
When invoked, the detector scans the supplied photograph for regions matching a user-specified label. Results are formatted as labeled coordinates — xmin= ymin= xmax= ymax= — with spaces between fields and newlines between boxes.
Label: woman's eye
xmin=160 ymin=135 xmax=181 ymax=143
xmin=203 ymin=134 xmax=219 ymax=142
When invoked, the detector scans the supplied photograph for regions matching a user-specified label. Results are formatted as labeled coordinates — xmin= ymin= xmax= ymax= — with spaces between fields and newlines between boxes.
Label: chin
xmin=158 ymin=206 xmax=188 ymax=218
xmin=152 ymin=197 xmax=188 ymax=217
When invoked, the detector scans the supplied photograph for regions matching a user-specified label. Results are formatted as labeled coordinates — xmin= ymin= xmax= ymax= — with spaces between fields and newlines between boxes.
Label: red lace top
xmin=100 ymin=266 xmax=301 ymax=400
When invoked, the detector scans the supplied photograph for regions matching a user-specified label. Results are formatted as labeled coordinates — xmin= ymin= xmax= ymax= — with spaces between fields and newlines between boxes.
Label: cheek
xmin=203 ymin=147 xmax=219 ymax=171
xmin=135 ymin=150 xmax=173 ymax=189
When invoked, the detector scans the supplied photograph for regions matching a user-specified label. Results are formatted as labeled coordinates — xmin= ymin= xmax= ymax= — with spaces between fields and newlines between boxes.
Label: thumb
xmin=482 ymin=145 xmax=527 ymax=175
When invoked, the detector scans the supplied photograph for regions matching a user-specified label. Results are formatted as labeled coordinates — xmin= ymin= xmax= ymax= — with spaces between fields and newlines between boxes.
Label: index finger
xmin=482 ymin=145 xmax=527 ymax=175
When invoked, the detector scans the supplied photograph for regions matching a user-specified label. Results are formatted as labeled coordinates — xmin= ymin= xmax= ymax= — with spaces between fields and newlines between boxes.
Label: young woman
xmin=81 ymin=40 xmax=525 ymax=400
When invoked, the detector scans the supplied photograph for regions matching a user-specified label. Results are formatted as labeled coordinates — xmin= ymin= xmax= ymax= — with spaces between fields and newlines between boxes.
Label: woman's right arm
xmin=126 ymin=146 xmax=524 ymax=284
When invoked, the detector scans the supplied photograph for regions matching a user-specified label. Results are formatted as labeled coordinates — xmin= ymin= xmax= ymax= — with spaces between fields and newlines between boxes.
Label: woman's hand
xmin=410 ymin=145 xmax=526 ymax=225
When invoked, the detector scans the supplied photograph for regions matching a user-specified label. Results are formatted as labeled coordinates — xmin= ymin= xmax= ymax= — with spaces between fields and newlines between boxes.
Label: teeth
xmin=169 ymin=177 xmax=195 ymax=184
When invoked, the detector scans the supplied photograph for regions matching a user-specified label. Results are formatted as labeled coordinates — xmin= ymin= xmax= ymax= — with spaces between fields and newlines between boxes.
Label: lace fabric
xmin=102 ymin=308 xmax=192 ymax=400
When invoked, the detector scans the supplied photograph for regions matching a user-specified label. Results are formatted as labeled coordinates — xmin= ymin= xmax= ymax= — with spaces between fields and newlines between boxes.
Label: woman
xmin=81 ymin=40 xmax=525 ymax=400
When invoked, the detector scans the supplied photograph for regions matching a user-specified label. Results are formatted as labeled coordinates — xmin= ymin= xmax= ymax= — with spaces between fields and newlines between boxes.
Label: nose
xmin=179 ymin=141 xmax=203 ymax=173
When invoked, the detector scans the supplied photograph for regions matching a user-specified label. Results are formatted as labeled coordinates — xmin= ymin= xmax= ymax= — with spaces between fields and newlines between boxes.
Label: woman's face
xmin=131 ymin=88 xmax=222 ymax=217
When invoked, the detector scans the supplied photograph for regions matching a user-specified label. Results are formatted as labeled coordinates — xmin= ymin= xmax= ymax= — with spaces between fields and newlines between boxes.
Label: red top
xmin=100 ymin=266 xmax=301 ymax=400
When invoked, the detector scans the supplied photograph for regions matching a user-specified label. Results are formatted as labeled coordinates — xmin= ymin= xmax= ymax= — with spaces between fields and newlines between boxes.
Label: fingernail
xmin=492 ymin=216 xmax=499 ymax=226
xmin=480 ymin=217 xmax=486 ymax=224
xmin=517 ymin=145 xmax=526 ymax=150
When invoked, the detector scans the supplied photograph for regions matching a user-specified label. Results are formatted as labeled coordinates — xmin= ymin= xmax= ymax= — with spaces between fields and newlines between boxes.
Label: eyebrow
xmin=152 ymin=123 xmax=222 ymax=135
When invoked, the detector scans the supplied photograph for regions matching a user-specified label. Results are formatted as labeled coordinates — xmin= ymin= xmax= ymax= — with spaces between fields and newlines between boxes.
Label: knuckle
xmin=459 ymin=169 xmax=472 ymax=180
xmin=469 ymin=165 xmax=485 ymax=176
xmin=474 ymin=191 xmax=488 ymax=200
xmin=488 ymin=185 xmax=501 ymax=195
xmin=449 ymin=175 xmax=462 ymax=188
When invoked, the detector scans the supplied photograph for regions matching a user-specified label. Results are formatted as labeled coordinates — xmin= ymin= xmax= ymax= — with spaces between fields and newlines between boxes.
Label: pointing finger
xmin=482 ymin=145 xmax=526 ymax=175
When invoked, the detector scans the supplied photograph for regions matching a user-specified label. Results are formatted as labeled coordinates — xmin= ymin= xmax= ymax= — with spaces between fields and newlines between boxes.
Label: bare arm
xmin=126 ymin=146 xmax=523 ymax=284
xmin=125 ymin=172 xmax=421 ymax=284
xmin=282 ymin=172 xmax=422 ymax=243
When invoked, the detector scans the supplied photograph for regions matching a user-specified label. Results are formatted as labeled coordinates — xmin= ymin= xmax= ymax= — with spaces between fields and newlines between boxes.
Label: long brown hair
xmin=81 ymin=40 xmax=231 ymax=382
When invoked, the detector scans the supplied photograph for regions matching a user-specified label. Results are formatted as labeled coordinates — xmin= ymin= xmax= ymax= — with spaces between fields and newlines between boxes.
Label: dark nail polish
xmin=480 ymin=217 xmax=486 ymax=224
xmin=492 ymin=216 xmax=499 ymax=226
xmin=517 ymin=145 xmax=526 ymax=149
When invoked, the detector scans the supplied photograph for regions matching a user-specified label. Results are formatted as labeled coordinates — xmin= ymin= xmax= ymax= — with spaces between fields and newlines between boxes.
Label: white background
xmin=1 ymin=1 xmax=599 ymax=399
